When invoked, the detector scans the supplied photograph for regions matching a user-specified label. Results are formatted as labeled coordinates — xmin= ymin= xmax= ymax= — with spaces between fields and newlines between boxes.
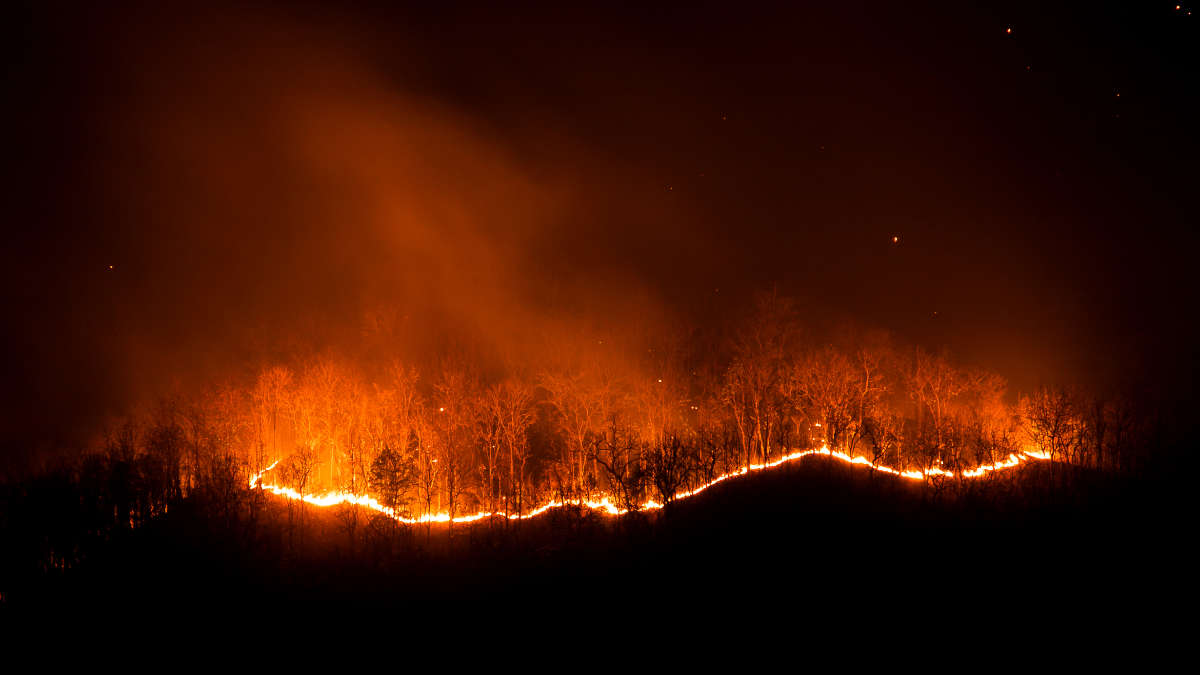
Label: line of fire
xmin=4 ymin=301 xmax=1153 ymax=564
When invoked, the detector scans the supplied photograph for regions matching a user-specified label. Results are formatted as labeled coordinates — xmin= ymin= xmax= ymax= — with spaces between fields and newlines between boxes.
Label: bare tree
xmin=540 ymin=370 xmax=610 ymax=501
xmin=785 ymin=345 xmax=858 ymax=454
xmin=1023 ymin=387 xmax=1082 ymax=486
xmin=907 ymin=349 xmax=969 ymax=471
xmin=721 ymin=358 xmax=755 ymax=470
xmin=593 ymin=421 xmax=646 ymax=515
xmin=433 ymin=366 xmax=480 ymax=534
xmin=725 ymin=290 xmax=797 ymax=466
xmin=646 ymin=435 xmax=691 ymax=509
xmin=282 ymin=446 xmax=320 ymax=549
xmin=485 ymin=379 xmax=537 ymax=518
xmin=252 ymin=366 xmax=293 ymax=476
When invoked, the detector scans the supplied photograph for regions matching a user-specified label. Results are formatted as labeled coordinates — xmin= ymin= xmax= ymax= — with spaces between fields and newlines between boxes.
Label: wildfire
xmin=249 ymin=447 xmax=1050 ymax=525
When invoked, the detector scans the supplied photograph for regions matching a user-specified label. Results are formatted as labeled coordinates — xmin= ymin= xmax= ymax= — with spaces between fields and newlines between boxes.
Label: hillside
xmin=8 ymin=454 xmax=1185 ymax=630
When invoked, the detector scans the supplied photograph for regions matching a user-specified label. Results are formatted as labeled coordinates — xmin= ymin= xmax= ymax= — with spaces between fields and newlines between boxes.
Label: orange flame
xmin=249 ymin=447 xmax=1050 ymax=525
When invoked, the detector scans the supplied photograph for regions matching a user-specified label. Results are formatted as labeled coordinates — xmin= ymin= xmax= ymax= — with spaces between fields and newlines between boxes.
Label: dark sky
xmin=3 ymin=1 xmax=1198 ymax=465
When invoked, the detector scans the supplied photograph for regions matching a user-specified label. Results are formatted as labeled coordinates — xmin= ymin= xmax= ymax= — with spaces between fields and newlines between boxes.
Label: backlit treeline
xmin=83 ymin=294 xmax=1146 ymax=528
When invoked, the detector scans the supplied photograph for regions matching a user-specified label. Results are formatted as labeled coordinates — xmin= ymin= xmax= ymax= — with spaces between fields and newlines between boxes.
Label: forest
xmin=1 ymin=292 xmax=1182 ymax=613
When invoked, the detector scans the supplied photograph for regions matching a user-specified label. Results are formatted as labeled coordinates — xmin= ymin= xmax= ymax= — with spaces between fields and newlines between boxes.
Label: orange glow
xmin=250 ymin=446 xmax=1051 ymax=526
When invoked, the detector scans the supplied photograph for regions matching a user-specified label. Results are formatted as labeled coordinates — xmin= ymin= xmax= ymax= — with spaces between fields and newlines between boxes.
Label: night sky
xmin=3 ymin=1 xmax=1197 ymax=466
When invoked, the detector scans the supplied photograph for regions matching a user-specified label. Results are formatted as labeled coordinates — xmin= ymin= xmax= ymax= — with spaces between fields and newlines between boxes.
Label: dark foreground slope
xmin=4 ymin=456 xmax=1190 ymax=636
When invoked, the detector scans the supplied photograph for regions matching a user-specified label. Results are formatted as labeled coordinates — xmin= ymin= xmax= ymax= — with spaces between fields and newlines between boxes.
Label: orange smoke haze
xmin=5 ymin=2 xmax=1196 ymax=474
xmin=27 ymin=5 xmax=691 ymax=455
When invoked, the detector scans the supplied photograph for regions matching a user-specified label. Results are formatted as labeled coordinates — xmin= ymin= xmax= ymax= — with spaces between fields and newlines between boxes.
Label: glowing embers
xmin=250 ymin=445 xmax=1050 ymax=526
